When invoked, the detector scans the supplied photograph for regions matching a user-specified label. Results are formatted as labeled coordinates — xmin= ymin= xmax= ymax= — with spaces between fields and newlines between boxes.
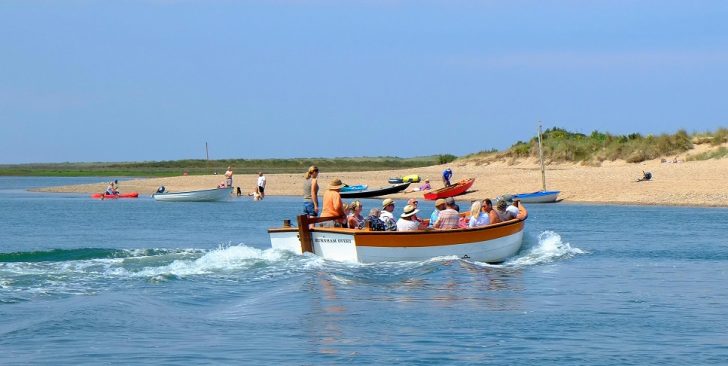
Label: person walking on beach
xmin=224 ymin=166 xmax=233 ymax=188
xmin=303 ymin=166 xmax=319 ymax=217
xmin=257 ymin=172 xmax=266 ymax=199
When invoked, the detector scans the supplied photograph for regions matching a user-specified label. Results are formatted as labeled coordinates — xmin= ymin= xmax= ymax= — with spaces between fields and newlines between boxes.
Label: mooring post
xmin=296 ymin=214 xmax=313 ymax=253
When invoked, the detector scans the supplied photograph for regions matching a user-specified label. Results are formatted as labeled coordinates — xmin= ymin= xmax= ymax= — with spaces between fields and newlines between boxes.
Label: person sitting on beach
xmin=406 ymin=179 xmax=431 ymax=193
xmin=363 ymin=208 xmax=387 ymax=231
xmin=468 ymin=200 xmax=489 ymax=228
xmin=320 ymin=178 xmax=347 ymax=227
xmin=396 ymin=205 xmax=421 ymax=231
xmin=434 ymin=197 xmax=460 ymax=229
xmin=428 ymin=198 xmax=447 ymax=228
xmin=442 ymin=168 xmax=453 ymax=187
xmin=637 ymin=170 xmax=652 ymax=182
xmin=483 ymin=198 xmax=501 ymax=224
xmin=347 ymin=200 xmax=365 ymax=229
xmin=379 ymin=198 xmax=398 ymax=231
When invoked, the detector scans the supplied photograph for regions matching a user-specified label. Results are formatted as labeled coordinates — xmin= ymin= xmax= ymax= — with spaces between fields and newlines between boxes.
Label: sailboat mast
xmin=538 ymin=124 xmax=546 ymax=191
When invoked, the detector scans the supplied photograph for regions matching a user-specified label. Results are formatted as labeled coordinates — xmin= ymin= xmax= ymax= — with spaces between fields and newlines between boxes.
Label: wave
xmin=505 ymin=230 xmax=585 ymax=267
xmin=0 ymin=248 xmax=203 ymax=263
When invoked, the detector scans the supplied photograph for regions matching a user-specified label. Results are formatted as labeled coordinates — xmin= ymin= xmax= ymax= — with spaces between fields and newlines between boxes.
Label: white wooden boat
xmin=268 ymin=205 xmax=528 ymax=263
xmin=153 ymin=187 xmax=232 ymax=202
xmin=513 ymin=190 xmax=560 ymax=203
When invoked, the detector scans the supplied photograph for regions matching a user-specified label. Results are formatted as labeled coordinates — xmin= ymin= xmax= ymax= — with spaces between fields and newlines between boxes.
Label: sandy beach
xmin=35 ymin=144 xmax=728 ymax=207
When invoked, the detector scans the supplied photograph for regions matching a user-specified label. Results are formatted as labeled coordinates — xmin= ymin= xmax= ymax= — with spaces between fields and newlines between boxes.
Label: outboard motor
xmin=156 ymin=186 xmax=166 ymax=194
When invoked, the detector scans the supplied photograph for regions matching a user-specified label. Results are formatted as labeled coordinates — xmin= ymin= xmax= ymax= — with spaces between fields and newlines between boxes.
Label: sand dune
xmin=35 ymin=144 xmax=728 ymax=207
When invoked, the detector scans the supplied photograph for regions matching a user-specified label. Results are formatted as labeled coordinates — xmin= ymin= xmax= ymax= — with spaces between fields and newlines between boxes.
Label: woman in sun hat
xmin=396 ymin=204 xmax=421 ymax=231
xmin=320 ymin=178 xmax=346 ymax=227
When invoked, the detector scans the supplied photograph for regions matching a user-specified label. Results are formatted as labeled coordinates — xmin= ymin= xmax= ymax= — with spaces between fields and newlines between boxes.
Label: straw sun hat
xmin=328 ymin=178 xmax=344 ymax=190
xmin=400 ymin=205 xmax=419 ymax=218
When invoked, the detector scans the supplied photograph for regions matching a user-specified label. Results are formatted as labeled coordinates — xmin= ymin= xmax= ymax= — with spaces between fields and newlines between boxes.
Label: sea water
xmin=1 ymin=177 xmax=727 ymax=365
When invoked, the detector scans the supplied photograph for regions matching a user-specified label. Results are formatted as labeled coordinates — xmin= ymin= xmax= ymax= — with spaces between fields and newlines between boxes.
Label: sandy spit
xmin=34 ymin=148 xmax=728 ymax=207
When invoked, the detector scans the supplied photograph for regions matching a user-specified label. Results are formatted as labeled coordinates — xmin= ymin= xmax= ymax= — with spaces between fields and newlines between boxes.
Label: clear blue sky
xmin=1 ymin=1 xmax=727 ymax=164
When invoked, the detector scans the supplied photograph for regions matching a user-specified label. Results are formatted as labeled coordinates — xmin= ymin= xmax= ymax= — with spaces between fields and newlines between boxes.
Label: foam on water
xmin=505 ymin=230 xmax=585 ymax=267
xmin=125 ymin=244 xmax=287 ymax=278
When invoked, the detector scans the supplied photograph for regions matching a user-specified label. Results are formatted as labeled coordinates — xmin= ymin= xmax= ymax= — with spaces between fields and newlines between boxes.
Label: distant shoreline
xmin=33 ymin=150 xmax=728 ymax=207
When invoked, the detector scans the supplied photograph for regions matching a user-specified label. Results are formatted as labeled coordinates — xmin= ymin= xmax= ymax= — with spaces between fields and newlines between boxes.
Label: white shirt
xmin=397 ymin=218 xmax=419 ymax=231
xmin=257 ymin=175 xmax=266 ymax=188
xmin=505 ymin=205 xmax=519 ymax=219
xmin=379 ymin=210 xmax=394 ymax=223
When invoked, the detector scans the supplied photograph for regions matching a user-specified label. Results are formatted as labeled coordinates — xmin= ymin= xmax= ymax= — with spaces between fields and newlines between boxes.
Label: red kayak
xmin=91 ymin=192 xmax=139 ymax=199
xmin=423 ymin=178 xmax=475 ymax=200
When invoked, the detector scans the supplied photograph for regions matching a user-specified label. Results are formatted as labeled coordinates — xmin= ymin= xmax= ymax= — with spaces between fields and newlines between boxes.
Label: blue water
xmin=1 ymin=177 xmax=727 ymax=365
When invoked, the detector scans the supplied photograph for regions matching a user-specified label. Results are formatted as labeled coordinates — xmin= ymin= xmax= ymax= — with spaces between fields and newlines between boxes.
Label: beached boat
xmin=340 ymin=182 xmax=410 ymax=198
xmin=340 ymin=184 xmax=368 ymax=193
xmin=423 ymin=178 xmax=475 ymax=200
xmin=268 ymin=204 xmax=527 ymax=263
xmin=152 ymin=187 xmax=232 ymax=202
xmin=388 ymin=174 xmax=421 ymax=184
xmin=513 ymin=190 xmax=560 ymax=203
xmin=514 ymin=124 xmax=560 ymax=203
xmin=91 ymin=192 xmax=139 ymax=199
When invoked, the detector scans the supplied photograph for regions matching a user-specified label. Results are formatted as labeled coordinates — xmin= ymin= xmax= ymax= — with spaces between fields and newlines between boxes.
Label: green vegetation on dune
xmin=466 ymin=127 xmax=727 ymax=164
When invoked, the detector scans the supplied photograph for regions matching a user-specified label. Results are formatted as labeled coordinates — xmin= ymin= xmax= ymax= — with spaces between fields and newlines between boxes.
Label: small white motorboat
xmin=153 ymin=187 xmax=232 ymax=202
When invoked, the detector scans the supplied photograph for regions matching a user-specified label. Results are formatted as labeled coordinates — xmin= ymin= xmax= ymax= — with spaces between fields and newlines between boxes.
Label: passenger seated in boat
xmin=483 ymin=198 xmax=501 ymax=224
xmin=468 ymin=200 xmax=489 ymax=228
xmin=495 ymin=198 xmax=519 ymax=222
xmin=363 ymin=208 xmax=387 ymax=231
xmin=396 ymin=205 xmax=420 ymax=231
xmin=347 ymin=200 xmax=365 ymax=229
xmin=156 ymin=186 xmax=166 ymax=194
xmin=501 ymin=195 xmax=520 ymax=220
xmin=379 ymin=198 xmax=397 ymax=231
xmin=429 ymin=199 xmax=447 ymax=228
xmin=434 ymin=197 xmax=460 ymax=229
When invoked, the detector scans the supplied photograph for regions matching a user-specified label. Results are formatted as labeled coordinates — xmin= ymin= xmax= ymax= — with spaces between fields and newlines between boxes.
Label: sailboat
xmin=513 ymin=124 xmax=561 ymax=203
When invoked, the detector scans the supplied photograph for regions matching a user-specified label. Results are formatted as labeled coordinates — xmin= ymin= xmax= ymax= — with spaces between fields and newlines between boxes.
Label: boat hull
xmin=513 ymin=190 xmax=560 ymax=203
xmin=340 ymin=184 xmax=368 ymax=193
xmin=423 ymin=178 xmax=475 ymax=200
xmin=153 ymin=188 xmax=232 ymax=202
xmin=268 ymin=217 xmax=525 ymax=263
xmin=340 ymin=182 xmax=410 ymax=198
xmin=91 ymin=192 xmax=139 ymax=199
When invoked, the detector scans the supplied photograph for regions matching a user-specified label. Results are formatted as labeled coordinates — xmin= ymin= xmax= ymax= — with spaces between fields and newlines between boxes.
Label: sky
xmin=1 ymin=1 xmax=727 ymax=164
